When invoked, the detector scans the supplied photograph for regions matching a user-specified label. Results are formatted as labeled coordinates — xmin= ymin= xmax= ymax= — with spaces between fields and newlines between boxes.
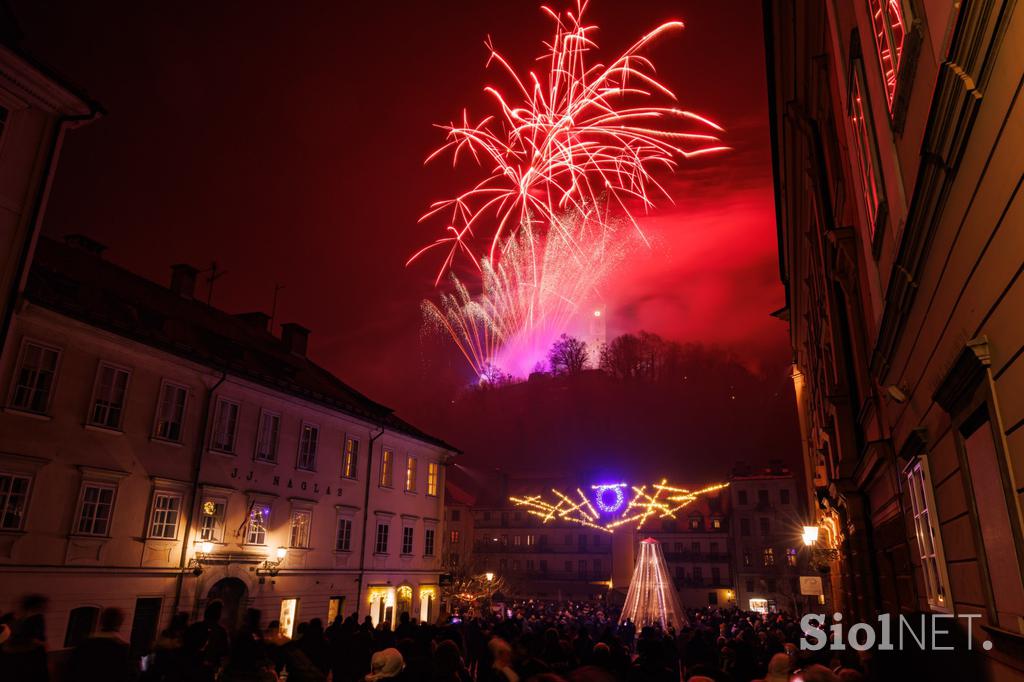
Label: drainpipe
xmin=171 ymin=370 xmax=228 ymax=616
xmin=355 ymin=423 xmax=386 ymax=618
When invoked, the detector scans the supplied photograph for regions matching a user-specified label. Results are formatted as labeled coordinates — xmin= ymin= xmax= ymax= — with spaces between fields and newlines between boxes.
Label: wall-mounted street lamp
xmin=187 ymin=541 xmax=215 ymax=576
xmin=257 ymin=547 xmax=288 ymax=582
xmin=802 ymin=525 xmax=839 ymax=570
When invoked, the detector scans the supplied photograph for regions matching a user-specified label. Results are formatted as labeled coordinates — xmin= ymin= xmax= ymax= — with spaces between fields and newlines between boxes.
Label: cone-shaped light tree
xmin=619 ymin=537 xmax=688 ymax=630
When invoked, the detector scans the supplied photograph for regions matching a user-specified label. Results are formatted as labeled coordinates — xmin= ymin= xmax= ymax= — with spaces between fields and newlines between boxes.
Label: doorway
xmin=129 ymin=597 xmax=163 ymax=656
xmin=207 ymin=577 xmax=248 ymax=632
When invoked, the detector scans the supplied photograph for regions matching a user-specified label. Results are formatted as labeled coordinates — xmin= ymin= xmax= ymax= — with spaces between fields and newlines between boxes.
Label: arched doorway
xmin=207 ymin=577 xmax=248 ymax=632
xmin=396 ymin=585 xmax=413 ymax=623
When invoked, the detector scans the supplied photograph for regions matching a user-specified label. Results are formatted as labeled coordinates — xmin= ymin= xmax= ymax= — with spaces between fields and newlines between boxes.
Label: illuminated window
xmin=526 ymin=534 xmax=536 ymax=546
xmin=245 ymin=502 xmax=272 ymax=545
xmin=210 ymin=399 xmax=240 ymax=453
xmin=154 ymin=381 xmax=188 ymax=442
xmin=424 ymin=528 xmax=435 ymax=556
xmin=297 ymin=423 xmax=319 ymax=471
xmin=427 ymin=462 xmax=439 ymax=496
xmin=88 ymin=362 xmax=131 ymax=430
xmin=336 ymin=517 xmax=352 ymax=552
xmin=148 ymin=492 xmax=182 ymax=539
xmin=849 ymin=61 xmax=886 ymax=242
xmin=907 ymin=459 xmax=950 ymax=608
xmin=289 ymin=509 xmax=312 ymax=548
xmin=375 ymin=522 xmax=389 ymax=554
xmin=0 ymin=473 xmax=32 ymax=530
xmin=76 ymin=484 xmax=115 ymax=536
xmin=867 ymin=0 xmax=908 ymax=109
xmin=405 ymin=456 xmax=417 ymax=493
xmin=787 ymin=547 xmax=798 ymax=567
xmin=343 ymin=437 xmax=359 ymax=478
xmin=689 ymin=515 xmax=702 ymax=530
xmin=255 ymin=411 xmax=280 ymax=462
xmin=380 ymin=449 xmax=393 ymax=487
xmin=9 ymin=341 xmax=60 ymax=414
xmin=762 ymin=547 xmax=775 ymax=567
xmin=711 ymin=517 xmax=722 ymax=529
xmin=450 ymin=530 xmax=460 ymax=543
xmin=199 ymin=497 xmax=226 ymax=542
xmin=402 ymin=526 xmax=414 ymax=555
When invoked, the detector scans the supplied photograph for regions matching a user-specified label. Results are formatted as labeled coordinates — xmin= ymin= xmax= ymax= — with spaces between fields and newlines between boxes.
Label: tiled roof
xmin=25 ymin=236 xmax=459 ymax=452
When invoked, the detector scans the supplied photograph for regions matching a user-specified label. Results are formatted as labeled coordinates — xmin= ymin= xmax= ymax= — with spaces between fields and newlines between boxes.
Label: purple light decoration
xmin=592 ymin=483 xmax=628 ymax=514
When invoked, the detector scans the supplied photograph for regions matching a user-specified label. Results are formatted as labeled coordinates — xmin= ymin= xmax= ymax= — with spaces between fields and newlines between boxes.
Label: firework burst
xmin=409 ymin=0 xmax=727 ymax=283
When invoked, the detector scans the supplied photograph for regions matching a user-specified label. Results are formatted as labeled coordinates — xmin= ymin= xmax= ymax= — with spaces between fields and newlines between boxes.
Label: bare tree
xmin=548 ymin=334 xmax=589 ymax=375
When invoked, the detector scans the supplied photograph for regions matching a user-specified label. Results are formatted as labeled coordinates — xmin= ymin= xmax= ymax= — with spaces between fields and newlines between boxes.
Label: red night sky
xmin=10 ymin=0 xmax=798 ymax=479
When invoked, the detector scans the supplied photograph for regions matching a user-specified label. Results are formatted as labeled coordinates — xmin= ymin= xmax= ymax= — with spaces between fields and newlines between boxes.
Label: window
xmin=746 ymin=579 xmax=754 ymax=592
xmin=153 ymin=382 xmax=188 ymax=442
xmin=255 ymin=411 xmax=281 ymax=462
xmin=757 ymin=490 xmax=769 ymax=506
xmin=787 ymin=547 xmax=798 ymax=567
xmin=711 ymin=567 xmax=721 ymax=584
xmin=245 ymin=502 xmax=272 ymax=545
xmin=689 ymin=516 xmax=701 ymax=530
xmin=711 ymin=517 xmax=722 ymax=529
xmin=710 ymin=541 xmax=719 ymax=556
xmin=450 ymin=509 xmax=460 ymax=521
xmin=513 ymin=535 xmax=522 ymax=547
xmin=867 ymin=0 xmax=908 ymax=109
xmin=693 ymin=567 xmax=703 ymax=581
xmin=907 ymin=459 xmax=950 ymax=608
xmin=336 ymin=517 xmax=353 ymax=552
xmin=673 ymin=542 xmax=683 ymax=554
xmin=780 ymin=489 xmax=791 ymax=505
xmin=343 ymin=437 xmax=359 ymax=478
xmin=526 ymin=534 xmax=536 ymax=546
xmin=76 ymin=484 xmax=115 ymax=536
xmin=402 ymin=526 xmax=414 ymax=555
xmin=526 ymin=559 xmax=535 ymax=571
xmin=592 ymin=559 xmax=600 ymax=572
xmin=849 ymin=59 xmax=886 ymax=241
xmin=427 ymin=462 xmax=439 ymax=496
xmin=211 ymin=399 xmax=239 ymax=453
xmin=148 ymin=493 xmax=181 ymax=539
xmin=743 ymin=551 xmax=751 ymax=567
xmin=89 ymin=363 xmax=130 ymax=429
xmin=691 ymin=541 xmax=700 ymax=554
xmin=577 ymin=560 xmax=586 ymax=576
xmin=539 ymin=559 xmax=547 ymax=573
xmin=737 ymin=490 xmax=747 ymax=505
xmin=760 ymin=518 xmax=770 ymax=535
xmin=0 ymin=473 xmax=31 ymax=530
xmin=199 ymin=497 xmax=227 ymax=542
xmin=9 ymin=341 xmax=60 ymax=414
xmin=375 ymin=523 xmax=389 ymax=554
xmin=512 ymin=559 xmax=520 ymax=571
xmin=379 ymin=448 xmax=393 ymax=487
xmin=290 ymin=509 xmax=312 ymax=548
xmin=424 ymin=528 xmax=435 ymax=556
xmin=740 ymin=518 xmax=750 ymax=536
xmin=405 ymin=456 xmax=417 ymax=492
xmin=297 ymin=423 xmax=319 ymax=470
xmin=763 ymin=547 xmax=775 ymax=567
xmin=450 ymin=530 xmax=460 ymax=544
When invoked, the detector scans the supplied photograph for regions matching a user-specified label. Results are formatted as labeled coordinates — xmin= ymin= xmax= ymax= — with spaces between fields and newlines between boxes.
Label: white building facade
xmin=0 ymin=237 xmax=456 ymax=653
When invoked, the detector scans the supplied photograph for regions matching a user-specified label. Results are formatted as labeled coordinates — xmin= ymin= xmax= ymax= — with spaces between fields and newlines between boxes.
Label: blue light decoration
xmin=592 ymin=483 xmax=628 ymax=514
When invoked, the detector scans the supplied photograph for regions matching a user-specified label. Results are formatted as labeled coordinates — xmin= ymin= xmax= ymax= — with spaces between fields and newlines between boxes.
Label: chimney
xmin=170 ymin=264 xmax=198 ymax=299
xmin=64 ymin=234 xmax=107 ymax=257
xmin=280 ymin=322 xmax=310 ymax=356
xmin=235 ymin=311 xmax=271 ymax=332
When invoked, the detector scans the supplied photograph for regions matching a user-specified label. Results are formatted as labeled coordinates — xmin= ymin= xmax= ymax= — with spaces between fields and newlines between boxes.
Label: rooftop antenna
xmin=270 ymin=282 xmax=285 ymax=330
xmin=204 ymin=261 xmax=228 ymax=306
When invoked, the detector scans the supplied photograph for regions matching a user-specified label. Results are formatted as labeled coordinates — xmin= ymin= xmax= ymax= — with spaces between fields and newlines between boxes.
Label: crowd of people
xmin=0 ymin=594 xmax=985 ymax=682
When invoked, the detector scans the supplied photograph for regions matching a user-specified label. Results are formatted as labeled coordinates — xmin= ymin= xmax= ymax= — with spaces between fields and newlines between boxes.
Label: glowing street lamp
xmin=802 ymin=525 xmax=819 ymax=547
xmin=276 ymin=546 xmax=288 ymax=560
xmin=484 ymin=572 xmax=495 ymax=582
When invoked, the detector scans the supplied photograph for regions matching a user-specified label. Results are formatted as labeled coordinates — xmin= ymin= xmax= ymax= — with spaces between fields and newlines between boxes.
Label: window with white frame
xmin=76 ymin=484 xmax=116 ymax=536
xmin=255 ymin=411 xmax=281 ymax=462
xmin=424 ymin=527 xmax=435 ymax=556
xmin=0 ymin=473 xmax=32 ymax=530
xmin=245 ymin=501 xmax=272 ymax=545
xmin=343 ymin=436 xmax=359 ymax=478
xmin=153 ymin=381 xmax=188 ymax=442
xmin=336 ymin=517 xmax=352 ymax=551
xmin=9 ymin=341 xmax=60 ymax=414
xmin=88 ymin=363 xmax=131 ymax=429
xmin=148 ymin=492 xmax=182 ymax=539
xmin=374 ymin=522 xmax=389 ymax=554
xmin=849 ymin=57 xmax=886 ymax=243
xmin=297 ymin=423 xmax=319 ymax=470
xmin=867 ymin=0 xmax=908 ymax=110
xmin=289 ymin=509 xmax=312 ymax=548
xmin=405 ymin=456 xmax=417 ymax=493
xmin=379 ymin=448 xmax=393 ymax=487
xmin=427 ymin=462 xmax=439 ymax=496
xmin=907 ymin=459 xmax=950 ymax=608
xmin=402 ymin=526 xmax=414 ymax=555
xmin=210 ymin=399 xmax=239 ymax=453
xmin=198 ymin=497 xmax=227 ymax=542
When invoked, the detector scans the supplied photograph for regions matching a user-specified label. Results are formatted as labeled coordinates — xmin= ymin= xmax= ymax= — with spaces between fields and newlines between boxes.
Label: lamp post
xmin=257 ymin=547 xmax=288 ymax=583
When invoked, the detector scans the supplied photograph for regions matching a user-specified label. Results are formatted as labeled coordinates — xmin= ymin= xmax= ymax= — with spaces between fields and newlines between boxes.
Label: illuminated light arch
xmin=591 ymin=483 xmax=628 ymax=514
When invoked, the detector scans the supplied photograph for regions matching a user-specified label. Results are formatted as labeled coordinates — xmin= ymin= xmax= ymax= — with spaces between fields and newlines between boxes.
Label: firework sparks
xmin=409 ymin=0 xmax=728 ymax=283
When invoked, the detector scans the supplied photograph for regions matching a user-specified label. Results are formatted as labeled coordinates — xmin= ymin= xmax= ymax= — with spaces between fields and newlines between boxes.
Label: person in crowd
xmin=66 ymin=607 xmax=137 ymax=682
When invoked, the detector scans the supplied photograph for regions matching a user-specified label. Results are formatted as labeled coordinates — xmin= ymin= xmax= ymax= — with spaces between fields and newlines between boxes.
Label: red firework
xmin=409 ymin=0 xmax=729 ymax=284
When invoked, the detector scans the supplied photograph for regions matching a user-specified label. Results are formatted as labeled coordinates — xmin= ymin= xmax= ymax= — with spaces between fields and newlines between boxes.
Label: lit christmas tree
xmin=619 ymin=537 xmax=688 ymax=630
